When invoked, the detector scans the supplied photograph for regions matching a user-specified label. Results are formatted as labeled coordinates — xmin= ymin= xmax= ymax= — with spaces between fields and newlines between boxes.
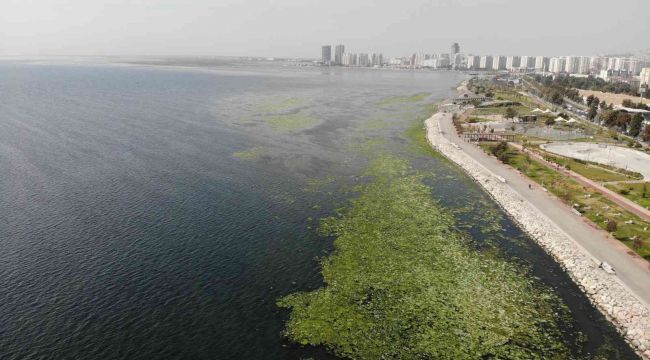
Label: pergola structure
xmin=463 ymin=133 xmax=516 ymax=142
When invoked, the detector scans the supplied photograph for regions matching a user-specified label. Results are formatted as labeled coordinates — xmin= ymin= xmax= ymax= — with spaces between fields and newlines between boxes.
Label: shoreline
xmin=425 ymin=97 xmax=650 ymax=358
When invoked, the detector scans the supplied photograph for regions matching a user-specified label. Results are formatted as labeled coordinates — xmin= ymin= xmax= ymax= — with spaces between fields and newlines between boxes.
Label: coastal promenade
xmin=426 ymin=108 xmax=650 ymax=358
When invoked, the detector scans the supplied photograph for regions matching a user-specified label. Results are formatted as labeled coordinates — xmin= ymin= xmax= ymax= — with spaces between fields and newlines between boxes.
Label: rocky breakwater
xmin=425 ymin=112 xmax=650 ymax=359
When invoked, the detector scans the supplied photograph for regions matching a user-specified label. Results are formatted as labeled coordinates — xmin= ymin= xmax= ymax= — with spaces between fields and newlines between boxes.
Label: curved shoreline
xmin=425 ymin=109 xmax=650 ymax=359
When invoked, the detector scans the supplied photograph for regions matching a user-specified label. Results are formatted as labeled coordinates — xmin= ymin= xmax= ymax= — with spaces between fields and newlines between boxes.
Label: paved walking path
xmin=434 ymin=109 xmax=650 ymax=306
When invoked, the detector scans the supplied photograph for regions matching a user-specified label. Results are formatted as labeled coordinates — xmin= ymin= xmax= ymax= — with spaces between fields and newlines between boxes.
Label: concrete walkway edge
xmin=426 ymin=111 xmax=650 ymax=359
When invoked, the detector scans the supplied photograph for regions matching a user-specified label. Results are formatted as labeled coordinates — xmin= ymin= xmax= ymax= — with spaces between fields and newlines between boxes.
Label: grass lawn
xmin=494 ymin=90 xmax=546 ymax=109
xmin=534 ymin=151 xmax=641 ymax=182
xmin=605 ymin=182 xmax=650 ymax=209
xmin=481 ymin=143 xmax=650 ymax=259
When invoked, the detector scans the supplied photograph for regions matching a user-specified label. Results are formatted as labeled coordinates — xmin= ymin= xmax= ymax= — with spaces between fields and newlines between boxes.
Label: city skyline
xmin=2 ymin=0 xmax=648 ymax=57
xmin=317 ymin=41 xmax=648 ymax=77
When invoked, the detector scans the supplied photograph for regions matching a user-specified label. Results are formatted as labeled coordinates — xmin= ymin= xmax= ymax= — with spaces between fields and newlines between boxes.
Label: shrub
xmin=491 ymin=141 xmax=510 ymax=163
xmin=606 ymin=219 xmax=617 ymax=233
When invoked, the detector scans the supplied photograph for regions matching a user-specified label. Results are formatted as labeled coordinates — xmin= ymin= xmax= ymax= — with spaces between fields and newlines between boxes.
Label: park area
xmin=480 ymin=142 xmax=650 ymax=259
xmin=541 ymin=142 xmax=650 ymax=180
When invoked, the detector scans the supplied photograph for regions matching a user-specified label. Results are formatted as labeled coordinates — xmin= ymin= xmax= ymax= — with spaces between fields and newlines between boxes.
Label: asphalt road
xmin=436 ymin=110 xmax=650 ymax=306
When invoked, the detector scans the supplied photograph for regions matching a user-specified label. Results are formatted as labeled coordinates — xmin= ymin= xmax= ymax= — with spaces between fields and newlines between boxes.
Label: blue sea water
xmin=0 ymin=61 xmax=636 ymax=359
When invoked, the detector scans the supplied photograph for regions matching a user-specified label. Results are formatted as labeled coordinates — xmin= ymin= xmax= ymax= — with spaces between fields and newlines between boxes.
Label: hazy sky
xmin=1 ymin=0 xmax=648 ymax=58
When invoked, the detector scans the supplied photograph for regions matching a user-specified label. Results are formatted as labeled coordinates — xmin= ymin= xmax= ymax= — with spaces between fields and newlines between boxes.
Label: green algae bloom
xmin=267 ymin=113 xmax=319 ymax=132
xmin=377 ymin=92 xmax=431 ymax=107
xmin=278 ymin=154 xmax=573 ymax=359
xmin=258 ymin=97 xmax=305 ymax=113
xmin=232 ymin=146 xmax=266 ymax=160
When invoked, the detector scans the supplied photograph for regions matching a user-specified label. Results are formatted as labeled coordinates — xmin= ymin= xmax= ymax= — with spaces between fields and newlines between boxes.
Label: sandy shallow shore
xmin=425 ymin=109 xmax=650 ymax=359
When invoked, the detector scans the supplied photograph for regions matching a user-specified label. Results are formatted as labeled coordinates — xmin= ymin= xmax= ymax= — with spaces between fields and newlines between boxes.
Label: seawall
xmin=425 ymin=111 xmax=650 ymax=359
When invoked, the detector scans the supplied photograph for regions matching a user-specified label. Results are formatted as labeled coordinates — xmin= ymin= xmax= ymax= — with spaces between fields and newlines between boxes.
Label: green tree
xmin=629 ymin=114 xmax=644 ymax=137
xmin=602 ymin=110 xmax=619 ymax=127
xmin=545 ymin=117 xmax=555 ymax=126
xmin=586 ymin=94 xmax=595 ymax=106
xmin=588 ymin=107 xmax=598 ymax=120
xmin=616 ymin=112 xmax=631 ymax=131
xmin=643 ymin=125 xmax=650 ymax=142
xmin=505 ymin=107 xmax=518 ymax=120
xmin=550 ymin=91 xmax=564 ymax=105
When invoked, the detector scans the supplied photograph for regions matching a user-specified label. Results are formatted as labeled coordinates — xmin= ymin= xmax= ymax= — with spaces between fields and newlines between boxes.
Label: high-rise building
xmin=371 ymin=53 xmax=383 ymax=67
xmin=358 ymin=53 xmax=370 ymax=67
xmin=342 ymin=53 xmax=356 ymax=66
xmin=627 ymin=58 xmax=641 ymax=75
xmin=479 ymin=55 xmax=493 ymax=70
xmin=616 ymin=58 xmax=643 ymax=75
xmin=493 ymin=56 xmax=506 ymax=71
xmin=506 ymin=56 xmax=521 ymax=70
xmin=640 ymin=67 xmax=650 ymax=84
xmin=589 ymin=56 xmax=604 ymax=73
xmin=578 ymin=56 xmax=590 ymax=74
xmin=334 ymin=44 xmax=345 ymax=65
xmin=413 ymin=53 xmax=426 ymax=68
xmin=607 ymin=57 xmax=620 ymax=71
xmin=438 ymin=54 xmax=451 ymax=68
xmin=549 ymin=57 xmax=566 ymax=73
xmin=451 ymin=43 xmax=460 ymax=57
xmin=535 ymin=56 xmax=549 ymax=72
xmin=452 ymin=53 xmax=465 ymax=69
xmin=640 ymin=67 xmax=650 ymax=94
xmin=564 ymin=56 xmax=580 ymax=74
xmin=321 ymin=45 xmax=331 ymax=65
xmin=467 ymin=55 xmax=480 ymax=70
